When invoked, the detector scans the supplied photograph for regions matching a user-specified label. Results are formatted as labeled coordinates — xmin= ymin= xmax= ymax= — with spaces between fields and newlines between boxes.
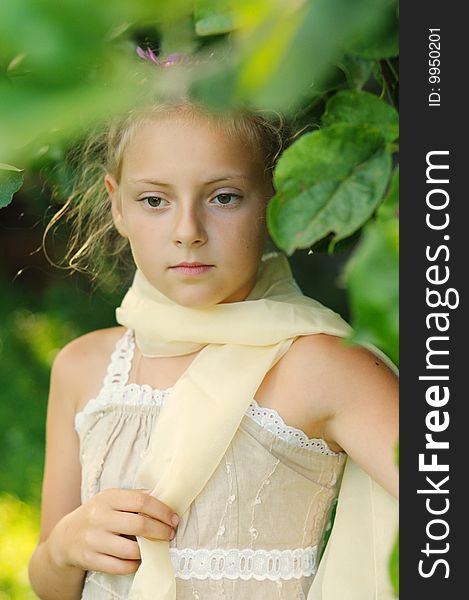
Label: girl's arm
xmin=323 ymin=338 xmax=399 ymax=498
xmin=29 ymin=333 xmax=180 ymax=600
xmin=294 ymin=334 xmax=399 ymax=498
xmin=28 ymin=344 xmax=87 ymax=600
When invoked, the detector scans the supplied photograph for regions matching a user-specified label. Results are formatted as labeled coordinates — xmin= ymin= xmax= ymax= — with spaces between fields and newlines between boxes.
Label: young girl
xmin=28 ymin=99 xmax=398 ymax=600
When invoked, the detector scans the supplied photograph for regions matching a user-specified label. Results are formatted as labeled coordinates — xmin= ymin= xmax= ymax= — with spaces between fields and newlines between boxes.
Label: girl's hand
xmin=50 ymin=488 xmax=179 ymax=576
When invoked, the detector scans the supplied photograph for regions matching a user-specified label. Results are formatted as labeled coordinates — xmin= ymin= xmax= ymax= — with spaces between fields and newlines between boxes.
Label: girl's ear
xmin=104 ymin=173 xmax=128 ymax=238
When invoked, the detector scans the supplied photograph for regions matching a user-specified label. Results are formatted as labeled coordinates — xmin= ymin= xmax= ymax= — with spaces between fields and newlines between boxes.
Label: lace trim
xmin=169 ymin=545 xmax=317 ymax=581
xmin=246 ymin=399 xmax=338 ymax=456
xmin=75 ymin=388 xmax=338 ymax=455
xmin=74 ymin=383 xmax=173 ymax=432
xmin=102 ymin=328 xmax=134 ymax=387
xmin=74 ymin=329 xmax=340 ymax=456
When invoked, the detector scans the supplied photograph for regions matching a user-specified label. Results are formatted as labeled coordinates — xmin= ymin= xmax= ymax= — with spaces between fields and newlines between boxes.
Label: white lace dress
xmin=75 ymin=329 xmax=346 ymax=599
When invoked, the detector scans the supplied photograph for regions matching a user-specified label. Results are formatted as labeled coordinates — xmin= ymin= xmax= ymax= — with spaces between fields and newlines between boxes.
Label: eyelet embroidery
xmin=102 ymin=328 xmax=134 ymax=387
xmin=74 ymin=329 xmax=340 ymax=456
xmin=85 ymin=545 xmax=317 ymax=587
xmin=74 ymin=383 xmax=173 ymax=432
xmin=169 ymin=545 xmax=318 ymax=581
xmin=245 ymin=400 xmax=338 ymax=456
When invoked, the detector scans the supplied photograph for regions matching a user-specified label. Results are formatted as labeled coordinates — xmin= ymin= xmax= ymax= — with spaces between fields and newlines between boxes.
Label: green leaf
xmin=0 ymin=163 xmax=25 ymax=208
xmin=337 ymin=55 xmax=373 ymax=90
xmin=345 ymin=0 xmax=399 ymax=58
xmin=0 ymin=54 xmax=142 ymax=165
xmin=0 ymin=0 xmax=193 ymax=163
xmin=190 ymin=59 xmax=239 ymax=109
xmin=343 ymin=217 xmax=399 ymax=365
xmin=194 ymin=0 xmax=236 ymax=35
xmin=158 ymin=16 xmax=198 ymax=57
xmin=323 ymin=90 xmax=399 ymax=143
xmin=231 ymin=0 xmax=400 ymax=113
xmin=268 ymin=124 xmax=392 ymax=254
xmin=389 ymin=531 xmax=399 ymax=596
xmin=377 ymin=165 xmax=399 ymax=221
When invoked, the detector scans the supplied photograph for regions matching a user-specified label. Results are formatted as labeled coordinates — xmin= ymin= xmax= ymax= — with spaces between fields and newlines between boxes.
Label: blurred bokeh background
xmin=0 ymin=1 xmax=398 ymax=597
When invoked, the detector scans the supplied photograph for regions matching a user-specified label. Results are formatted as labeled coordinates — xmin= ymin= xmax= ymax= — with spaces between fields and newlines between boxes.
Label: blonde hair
xmin=43 ymin=99 xmax=295 ymax=288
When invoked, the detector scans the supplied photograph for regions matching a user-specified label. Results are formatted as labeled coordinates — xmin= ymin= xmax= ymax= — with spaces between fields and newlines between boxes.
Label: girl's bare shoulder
xmin=289 ymin=334 xmax=399 ymax=496
xmin=51 ymin=326 xmax=127 ymax=412
xmin=54 ymin=326 xmax=125 ymax=363
xmin=277 ymin=333 xmax=398 ymax=418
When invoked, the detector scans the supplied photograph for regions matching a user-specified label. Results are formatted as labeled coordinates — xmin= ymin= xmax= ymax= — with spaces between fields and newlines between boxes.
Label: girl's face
xmin=105 ymin=113 xmax=273 ymax=307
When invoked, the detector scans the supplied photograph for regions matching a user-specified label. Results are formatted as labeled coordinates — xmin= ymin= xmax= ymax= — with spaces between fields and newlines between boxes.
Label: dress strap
xmin=102 ymin=328 xmax=135 ymax=387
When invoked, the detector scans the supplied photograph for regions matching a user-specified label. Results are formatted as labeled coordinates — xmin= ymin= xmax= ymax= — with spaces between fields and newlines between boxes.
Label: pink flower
xmin=135 ymin=47 xmax=188 ymax=67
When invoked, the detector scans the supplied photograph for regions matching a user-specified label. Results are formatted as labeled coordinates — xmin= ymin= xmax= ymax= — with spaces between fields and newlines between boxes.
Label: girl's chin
xmin=150 ymin=276 xmax=252 ymax=306
xmin=172 ymin=288 xmax=252 ymax=308
xmin=167 ymin=288 xmax=227 ymax=309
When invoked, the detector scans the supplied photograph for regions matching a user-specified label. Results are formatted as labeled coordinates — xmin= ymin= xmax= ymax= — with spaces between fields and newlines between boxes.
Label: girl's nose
xmin=172 ymin=204 xmax=208 ymax=248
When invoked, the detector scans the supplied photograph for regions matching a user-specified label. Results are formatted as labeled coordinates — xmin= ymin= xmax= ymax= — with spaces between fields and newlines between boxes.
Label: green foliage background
xmin=0 ymin=1 xmax=399 ymax=597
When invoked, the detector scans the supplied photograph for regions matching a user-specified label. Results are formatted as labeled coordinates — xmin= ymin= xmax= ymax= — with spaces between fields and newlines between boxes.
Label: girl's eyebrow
xmin=129 ymin=175 xmax=249 ymax=187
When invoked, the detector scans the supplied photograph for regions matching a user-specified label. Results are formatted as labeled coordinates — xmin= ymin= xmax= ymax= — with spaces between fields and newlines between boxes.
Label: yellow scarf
xmin=115 ymin=251 xmax=398 ymax=600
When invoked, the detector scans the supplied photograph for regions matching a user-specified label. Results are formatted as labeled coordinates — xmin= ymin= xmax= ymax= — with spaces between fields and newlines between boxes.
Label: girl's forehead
xmin=121 ymin=113 xmax=266 ymax=180
xmin=129 ymin=113 xmax=254 ymax=150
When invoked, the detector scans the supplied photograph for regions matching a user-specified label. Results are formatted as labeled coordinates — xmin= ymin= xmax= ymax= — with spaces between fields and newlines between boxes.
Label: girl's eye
xmin=139 ymin=193 xmax=240 ymax=209
xmin=211 ymin=193 xmax=240 ymax=207
xmin=141 ymin=196 xmax=166 ymax=209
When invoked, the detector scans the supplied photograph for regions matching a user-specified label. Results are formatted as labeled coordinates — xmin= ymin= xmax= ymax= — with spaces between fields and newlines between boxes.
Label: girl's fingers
xmin=108 ymin=510 xmax=175 ymax=542
xmin=96 ymin=532 xmax=141 ymax=561
xmin=104 ymin=488 xmax=178 ymax=529
xmin=87 ymin=551 xmax=141 ymax=576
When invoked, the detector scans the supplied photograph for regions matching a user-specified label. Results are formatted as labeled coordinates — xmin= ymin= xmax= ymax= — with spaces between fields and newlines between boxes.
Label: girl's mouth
xmin=170 ymin=265 xmax=214 ymax=276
